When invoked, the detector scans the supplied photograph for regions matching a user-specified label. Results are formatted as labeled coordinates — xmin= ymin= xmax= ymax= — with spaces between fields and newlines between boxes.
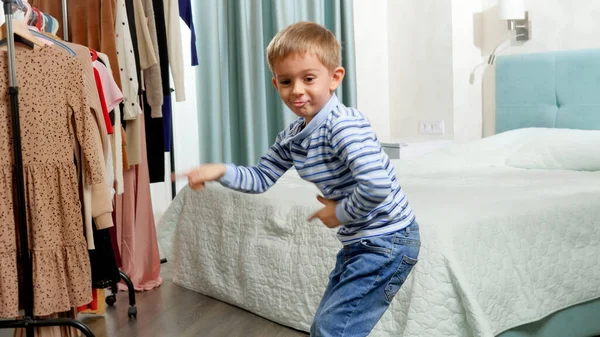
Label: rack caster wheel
xmin=128 ymin=306 xmax=137 ymax=319
xmin=105 ymin=294 xmax=116 ymax=306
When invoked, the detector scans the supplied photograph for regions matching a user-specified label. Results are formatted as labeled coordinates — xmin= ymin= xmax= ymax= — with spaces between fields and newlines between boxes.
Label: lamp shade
xmin=498 ymin=0 xmax=525 ymax=20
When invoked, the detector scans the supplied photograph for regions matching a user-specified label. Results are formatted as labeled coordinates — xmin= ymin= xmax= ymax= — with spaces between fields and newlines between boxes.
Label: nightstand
xmin=380 ymin=141 xmax=407 ymax=160
xmin=380 ymin=139 xmax=454 ymax=160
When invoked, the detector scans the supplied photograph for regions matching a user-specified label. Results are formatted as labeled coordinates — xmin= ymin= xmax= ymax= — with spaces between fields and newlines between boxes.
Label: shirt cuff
xmin=218 ymin=164 xmax=237 ymax=187
xmin=175 ymin=89 xmax=186 ymax=102
xmin=335 ymin=201 xmax=352 ymax=225
xmin=150 ymin=104 xmax=163 ymax=118
xmin=94 ymin=213 xmax=114 ymax=230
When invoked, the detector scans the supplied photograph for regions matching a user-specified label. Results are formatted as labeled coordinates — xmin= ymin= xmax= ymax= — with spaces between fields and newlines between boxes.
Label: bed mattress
xmin=157 ymin=130 xmax=600 ymax=336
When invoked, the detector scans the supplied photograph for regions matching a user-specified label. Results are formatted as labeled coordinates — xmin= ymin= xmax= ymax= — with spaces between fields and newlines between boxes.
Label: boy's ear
xmin=329 ymin=66 xmax=345 ymax=92
xmin=272 ymin=77 xmax=278 ymax=89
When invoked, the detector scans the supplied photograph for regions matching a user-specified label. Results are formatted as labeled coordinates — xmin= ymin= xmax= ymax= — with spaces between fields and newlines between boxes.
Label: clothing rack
xmin=57 ymin=0 xmax=138 ymax=320
xmin=162 ymin=110 xmax=175 ymax=265
xmin=0 ymin=0 xmax=94 ymax=336
xmin=61 ymin=0 xmax=67 ymax=40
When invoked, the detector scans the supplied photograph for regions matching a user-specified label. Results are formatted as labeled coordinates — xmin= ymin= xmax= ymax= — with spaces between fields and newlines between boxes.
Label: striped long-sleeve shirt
xmin=219 ymin=94 xmax=415 ymax=244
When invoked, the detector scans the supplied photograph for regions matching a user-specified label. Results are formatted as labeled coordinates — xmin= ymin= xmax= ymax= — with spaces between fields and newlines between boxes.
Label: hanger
xmin=29 ymin=29 xmax=75 ymax=55
xmin=43 ymin=13 xmax=52 ymax=33
xmin=89 ymin=48 xmax=108 ymax=67
xmin=32 ymin=8 xmax=42 ymax=30
xmin=40 ymin=10 xmax=47 ymax=32
xmin=21 ymin=1 xmax=33 ymax=25
xmin=0 ymin=19 xmax=46 ymax=49
xmin=10 ymin=0 xmax=25 ymax=21
xmin=89 ymin=48 xmax=98 ymax=61
xmin=24 ymin=2 xmax=33 ymax=22
xmin=50 ymin=16 xmax=59 ymax=35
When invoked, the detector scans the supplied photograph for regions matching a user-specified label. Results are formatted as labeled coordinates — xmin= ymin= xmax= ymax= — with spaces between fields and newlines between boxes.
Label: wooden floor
xmin=0 ymin=264 xmax=308 ymax=337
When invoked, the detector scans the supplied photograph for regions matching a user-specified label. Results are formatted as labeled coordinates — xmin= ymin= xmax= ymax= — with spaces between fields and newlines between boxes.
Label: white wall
xmin=481 ymin=0 xmax=600 ymax=136
xmin=451 ymin=0 xmax=485 ymax=142
xmin=353 ymin=0 xmax=390 ymax=140
xmin=353 ymin=0 xmax=458 ymax=141
xmin=387 ymin=0 xmax=455 ymax=140
xmin=355 ymin=0 xmax=600 ymax=141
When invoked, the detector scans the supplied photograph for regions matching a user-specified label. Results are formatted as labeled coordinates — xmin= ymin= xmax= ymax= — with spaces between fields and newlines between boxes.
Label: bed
xmin=157 ymin=48 xmax=600 ymax=337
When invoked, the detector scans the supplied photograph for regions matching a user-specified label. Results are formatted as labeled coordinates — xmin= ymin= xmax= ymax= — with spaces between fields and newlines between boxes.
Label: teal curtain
xmin=193 ymin=0 xmax=357 ymax=165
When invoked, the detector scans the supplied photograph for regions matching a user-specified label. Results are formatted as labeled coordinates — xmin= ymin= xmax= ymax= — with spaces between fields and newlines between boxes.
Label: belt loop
xmin=405 ymin=226 xmax=410 ymax=237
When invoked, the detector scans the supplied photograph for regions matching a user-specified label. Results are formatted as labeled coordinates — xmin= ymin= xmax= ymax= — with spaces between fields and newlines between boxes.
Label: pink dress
xmin=114 ymin=112 xmax=162 ymax=291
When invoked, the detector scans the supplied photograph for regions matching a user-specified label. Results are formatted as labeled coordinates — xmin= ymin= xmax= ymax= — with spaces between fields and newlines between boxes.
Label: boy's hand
xmin=173 ymin=164 xmax=226 ymax=191
xmin=309 ymin=196 xmax=341 ymax=228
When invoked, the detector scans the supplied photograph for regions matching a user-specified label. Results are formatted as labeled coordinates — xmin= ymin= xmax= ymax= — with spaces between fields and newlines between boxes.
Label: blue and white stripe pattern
xmin=219 ymin=94 xmax=415 ymax=244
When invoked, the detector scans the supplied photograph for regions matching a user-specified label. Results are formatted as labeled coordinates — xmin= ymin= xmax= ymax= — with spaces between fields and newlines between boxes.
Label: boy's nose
xmin=292 ymin=82 xmax=304 ymax=96
xmin=292 ymin=84 xmax=305 ymax=95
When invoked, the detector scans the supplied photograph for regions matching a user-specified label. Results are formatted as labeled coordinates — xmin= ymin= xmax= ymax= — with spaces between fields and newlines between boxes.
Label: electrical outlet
xmin=419 ymin=120 xmax=445 ymax=135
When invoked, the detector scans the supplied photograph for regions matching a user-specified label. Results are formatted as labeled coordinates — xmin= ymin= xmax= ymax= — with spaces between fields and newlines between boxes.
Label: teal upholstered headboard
xmin=495 ymin=48 xmax=600 ymax=133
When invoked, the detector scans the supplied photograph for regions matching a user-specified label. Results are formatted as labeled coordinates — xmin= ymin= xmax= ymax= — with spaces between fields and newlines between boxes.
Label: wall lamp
xmin=469 ymin=0 xmax=533 ymax=82
xmin=499 ymin=0 xmax=530 ymax=41
xmin=485 ymin=0 xmax=531 ymax=65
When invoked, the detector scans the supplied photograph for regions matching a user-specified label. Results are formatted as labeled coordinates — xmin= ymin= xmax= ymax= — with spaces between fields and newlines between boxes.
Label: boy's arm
xmin=329 ymin=117 xmax=393 ymax=225
xmin=218 ymin=133 xmax=293 ymax=194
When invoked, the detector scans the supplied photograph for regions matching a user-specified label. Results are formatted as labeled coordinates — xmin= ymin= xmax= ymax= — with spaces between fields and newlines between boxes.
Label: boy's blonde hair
xmin=266 ymin=21 xmax=341 ymax=73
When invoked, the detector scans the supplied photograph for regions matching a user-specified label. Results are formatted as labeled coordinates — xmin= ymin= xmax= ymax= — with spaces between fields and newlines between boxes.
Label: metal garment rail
xmin=61 ymin=0 xmax=68 ymax=40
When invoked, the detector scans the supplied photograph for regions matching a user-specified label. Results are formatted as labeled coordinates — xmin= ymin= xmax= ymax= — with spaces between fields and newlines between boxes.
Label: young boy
xmin=183 ymin=21 xmax=421 ymax=337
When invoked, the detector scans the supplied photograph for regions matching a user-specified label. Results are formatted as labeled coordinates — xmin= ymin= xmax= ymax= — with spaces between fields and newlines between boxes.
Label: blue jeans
xmin=310 ymin=221 xmax=421 ymax=337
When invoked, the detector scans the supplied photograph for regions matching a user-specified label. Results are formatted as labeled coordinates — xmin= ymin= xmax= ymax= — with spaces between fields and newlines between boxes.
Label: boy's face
xmin=272 ymin=52 xmax=344 ymax=124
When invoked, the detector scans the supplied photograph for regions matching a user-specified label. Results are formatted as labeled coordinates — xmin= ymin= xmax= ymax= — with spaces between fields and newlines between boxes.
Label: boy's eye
xmin=279 ymin=80 xmax=291 ymax=85
xmin=305 ymin=77 xmax=315 ymax=82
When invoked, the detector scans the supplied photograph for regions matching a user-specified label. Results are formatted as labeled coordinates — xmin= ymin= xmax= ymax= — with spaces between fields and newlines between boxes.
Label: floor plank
xmin=0 ymin=264 xmax=308 ymax=337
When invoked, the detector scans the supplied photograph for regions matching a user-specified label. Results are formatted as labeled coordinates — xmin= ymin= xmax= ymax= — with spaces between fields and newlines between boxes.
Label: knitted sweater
xmin=219 ymin=95 xmax=415 ymax=244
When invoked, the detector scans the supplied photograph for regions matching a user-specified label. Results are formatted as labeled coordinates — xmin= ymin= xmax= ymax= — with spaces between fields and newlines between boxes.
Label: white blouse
xmin=115 ymin=0 xmax=143 ymax=120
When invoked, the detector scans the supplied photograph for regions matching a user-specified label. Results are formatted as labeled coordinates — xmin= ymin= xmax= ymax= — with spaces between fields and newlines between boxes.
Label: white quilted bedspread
xmin=157 ymin=129 xmax=600 ymax=336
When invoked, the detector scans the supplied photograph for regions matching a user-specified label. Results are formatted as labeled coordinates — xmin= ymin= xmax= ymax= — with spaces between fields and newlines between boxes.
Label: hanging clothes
xmin=145 ymin=0 xmax=170 ymax=183
xmin=131 ymin=0 xmax=157 ymax=71
xmin=90 ymin=51 xmax=126 ymax=196
xmin=145 ymin=104 xmax=165 ymax=183
xmin=125 ymin=0 xmax=144 ymax=96
xmin=0 ymin=46 xmax=104 ymax=318
xmin=115 ymin=110 xmax=162 ymax=291
xmin=125 ymin=112 xmax=143 ymax=166
xmin=88 ymin=223 xmax=121 ymax=289
xmin=97 ymin=52 xmax=125 ymax=268
xmin=162 ymin=93 xmax=172 ymax=152
xmin=121 ymin=0 xmax=147 ymax=172
xmin=163 ymin=0 xmax=187 ymax=153
xmin=123 ymin=0 xmax=156 ymax=165
xmin=61 ymin=41 xmax=115 ymax=249
xmin=153 ymin=0 xmax=170 ymax=105
xmin=115 ymin=0 xmax=143 ymax=121
xmin=62 ymin=43 xmax=107 ymax=154
xmin=92 ymin=57 xmax=118 ymax=135
xmin=31 ymin=0 xmax=122 ymax=90
xmin=90 ymin=50 xmax=124 ymax=223
xmin=178 ymin=0 xmax=198 ymax=66
xmin=140 ymin=0 xmax=163 ymax=117
xmin=163 ymin=0 xmax=185 ymax=102
xmin=3 ymin=0 xmax=184 ymax=331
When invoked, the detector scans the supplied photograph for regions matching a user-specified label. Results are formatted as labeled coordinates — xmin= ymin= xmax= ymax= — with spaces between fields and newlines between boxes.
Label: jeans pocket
xmin=359 ymin=237 xmax=393 ymax=255
xmin=384 ymin=255 xmax=418 ymax=302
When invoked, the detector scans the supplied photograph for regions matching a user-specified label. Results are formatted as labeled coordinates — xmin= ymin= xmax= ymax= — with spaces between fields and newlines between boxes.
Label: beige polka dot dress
xmin=0 ymin=45 xmax=103 ymax=318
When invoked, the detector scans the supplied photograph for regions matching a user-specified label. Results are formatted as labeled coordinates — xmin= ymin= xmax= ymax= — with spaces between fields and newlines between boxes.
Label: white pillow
xmin=505 ymin=129 xmax=600 ymax=171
